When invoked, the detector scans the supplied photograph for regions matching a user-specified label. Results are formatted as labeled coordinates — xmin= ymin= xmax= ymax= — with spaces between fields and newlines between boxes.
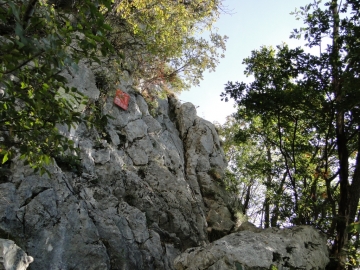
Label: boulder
xmin=174 ymin=226 xmax=329 ymax=270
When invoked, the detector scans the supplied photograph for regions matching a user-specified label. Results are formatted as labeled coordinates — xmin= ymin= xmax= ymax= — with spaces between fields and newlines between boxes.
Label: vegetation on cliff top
xmin=0 ymin=0 xmax=226 ymax=173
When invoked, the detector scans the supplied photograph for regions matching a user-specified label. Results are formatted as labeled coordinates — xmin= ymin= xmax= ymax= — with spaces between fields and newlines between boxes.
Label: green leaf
xmin=42 ymin=83 xmax=50 ymax=90
xmin=2 ymin=153 xmax=9 ymax=164
xmin=8 ymin=2 xmax=20 ymax=21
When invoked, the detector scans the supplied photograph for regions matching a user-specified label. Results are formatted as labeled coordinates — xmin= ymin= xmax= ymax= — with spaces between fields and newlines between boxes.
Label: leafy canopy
xmin=106 ymin=0 xmax=227 ymax=92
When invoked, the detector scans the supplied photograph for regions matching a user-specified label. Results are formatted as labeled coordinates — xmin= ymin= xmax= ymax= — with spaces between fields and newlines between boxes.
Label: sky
xmin=179 ymin=0 xmax=315 ymax=125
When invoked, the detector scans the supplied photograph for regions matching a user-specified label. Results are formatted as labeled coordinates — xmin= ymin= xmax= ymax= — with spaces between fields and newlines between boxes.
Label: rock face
xmin=174 ymin=226 xmax=329 ymax=270
xmin=0 ymin=65 xmax=329 ymax=269
xmin=0 ymin=65 xmax=234 ymax=270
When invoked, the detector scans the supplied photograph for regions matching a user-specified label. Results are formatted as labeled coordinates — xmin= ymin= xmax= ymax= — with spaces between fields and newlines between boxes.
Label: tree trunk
xmin=243 ymin=184 xmax=251 ymax=215
xmin=271 ymin=172 xmax=287 ymax=227
xmin=347 ymin=128 xmax=360 ymax=270
xmin=330 ymin=1 xmax=350 ymax=269
xmin=349 ymin=129 xmax=360 ymax=226
xmin=264 ymin=146 xmax=271 ymax=228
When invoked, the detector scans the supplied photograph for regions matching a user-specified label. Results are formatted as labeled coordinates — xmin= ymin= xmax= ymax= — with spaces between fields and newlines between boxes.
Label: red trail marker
xmin=114 ymin=89 xmax=130 ymax=110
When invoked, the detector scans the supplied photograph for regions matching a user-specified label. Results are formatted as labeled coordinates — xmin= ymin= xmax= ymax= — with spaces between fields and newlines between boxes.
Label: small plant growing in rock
xmin=222 ymin=170 xmax=240 ymax=193
xmin=208 ymin=168 xmax=222 ymax=182
xmin=142 ymin=92 xmax=159 ymax=118
xmin=54 ymin=154 xmax=82 ymax=174
xmin=234 ymin=211 xmax=248 ymax=229
xmin=93 ymin=139 xmax=105 ymax=150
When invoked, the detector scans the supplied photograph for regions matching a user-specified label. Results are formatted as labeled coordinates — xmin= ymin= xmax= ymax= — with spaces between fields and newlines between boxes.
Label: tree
xmin=221 ymin=1 xmax=360 ymax=268
xmin=104 ymin=0 xmax=227 ymax=93
xmin=217 ymin=116 xmax=270 ymax=223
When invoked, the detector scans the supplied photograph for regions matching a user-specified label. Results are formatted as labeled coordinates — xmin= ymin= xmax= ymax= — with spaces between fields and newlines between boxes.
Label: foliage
xmin=221 ymin=0 xmax=360 ymax=268
xmin=105 ymin=0 xmax=227 ymax=94
xmin=208 ymin=167 xmax=223 ymax=182
xmin=216 ymin=116 xmax=269 ymax=221
xmin=54 ymin=153 xmax=81 ymax=173
xmin=0 ymin=0 xmax=113 ymax=173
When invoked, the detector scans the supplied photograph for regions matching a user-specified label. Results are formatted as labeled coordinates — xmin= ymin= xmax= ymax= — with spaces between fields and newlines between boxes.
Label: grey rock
xmin=136 ymin=95 xmax=150 ymax=116
xmin=170 ymin=99 xmax=234 ymax=240
xmin=236 ymin=221 xmax=262 ymax=233
xmin=60 ymin=61 xmax=100 ymax=100
xmin=55 ymin=123 xmax=78 ymax=147
xmin=175 ymin=103 xmax=197 ymax=138
xmin=117 ymin=71 xmax=134 ymax=89
xmin=126 ymin=136 xmax=152 ymax=166
xmin=120 ymin=202 xmax=149 ymax=244
xmin=0 ymin=239 xmax=33 ymax=270
xmin=92 ymin=148 xmax=111 ymax=164
xmin=156 ymin=98 xmax=170 ymax=116
xmin=206 ymin=203 xmax=234 ymax=233
xmin=143 ymin=115 xmax=162 ymax=134
xmin=78 ymin=139 xmax=96 ymax=174
xmin=196 ymin=156 xmax=211 ymax=172
xmin=105 ymin=125 xmax=121 ymax=146
xmin=174 ymin=226 xmax=329 ymax=270
xmin=124 ymin=119 xmax=148 ymax=142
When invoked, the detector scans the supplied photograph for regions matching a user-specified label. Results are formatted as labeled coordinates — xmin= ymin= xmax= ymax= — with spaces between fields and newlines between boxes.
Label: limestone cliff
xmin=0 ymin=64 xmax=235 ymax=270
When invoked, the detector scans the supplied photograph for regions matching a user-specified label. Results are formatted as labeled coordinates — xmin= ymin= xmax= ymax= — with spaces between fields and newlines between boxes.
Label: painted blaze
xmin=114 ymin=89 xmax=130 ymax=110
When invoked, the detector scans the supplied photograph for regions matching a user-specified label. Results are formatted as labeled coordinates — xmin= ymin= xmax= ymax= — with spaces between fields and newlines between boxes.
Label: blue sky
xmin=179 ymin=0 xmax=314 ymax=124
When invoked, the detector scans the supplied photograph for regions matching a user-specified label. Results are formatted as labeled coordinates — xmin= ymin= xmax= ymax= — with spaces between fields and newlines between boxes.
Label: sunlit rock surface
xmin=174 ymin=225 xmax=329 ymax=270
xmin=0 ymin=239 xmax=33 ymax=270
xmin=0 ymin=65 xmax=236 ymax=270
